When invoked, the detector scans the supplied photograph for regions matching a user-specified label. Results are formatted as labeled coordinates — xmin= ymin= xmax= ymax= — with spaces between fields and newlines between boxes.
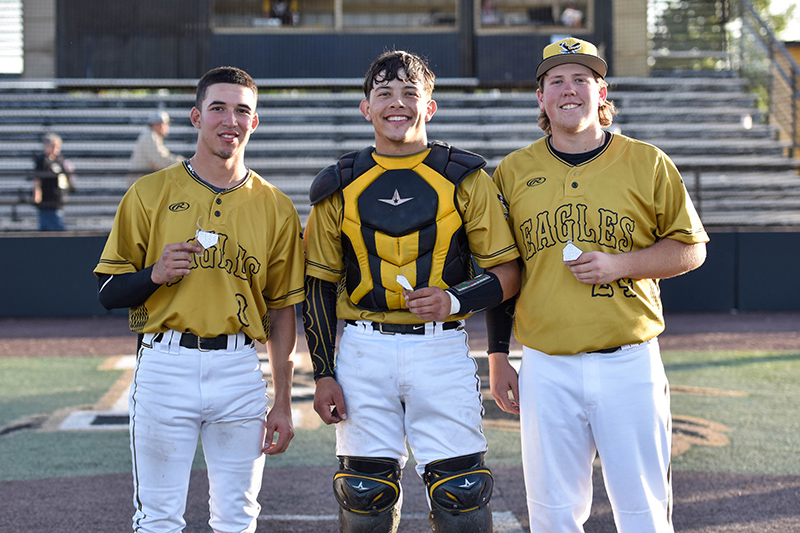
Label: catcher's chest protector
xmin=340 ymin=143 xmax=485 ymax=311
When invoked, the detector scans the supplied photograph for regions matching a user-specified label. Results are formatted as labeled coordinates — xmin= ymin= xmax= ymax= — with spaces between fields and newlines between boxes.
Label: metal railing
xmin=648 ymin=0 xmax=800 ymax=157
xmin=731 ymin=0 xmax=800 ymax=158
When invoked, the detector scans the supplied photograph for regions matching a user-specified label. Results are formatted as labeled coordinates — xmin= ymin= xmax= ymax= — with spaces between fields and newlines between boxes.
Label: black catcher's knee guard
xmin=333 ymin=456 xmax=402 ymax=533
xmin=424 ymin=452 xmax=493 ymax=533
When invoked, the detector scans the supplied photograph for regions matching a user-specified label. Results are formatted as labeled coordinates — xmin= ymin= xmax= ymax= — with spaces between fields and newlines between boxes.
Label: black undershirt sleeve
xmin=485 ymin=295 xmax=516 ymax=355
xmin=97 ymin=267 xmax=161 ymax=310
xmin=302 ymin=275 xmax=339 ymax=381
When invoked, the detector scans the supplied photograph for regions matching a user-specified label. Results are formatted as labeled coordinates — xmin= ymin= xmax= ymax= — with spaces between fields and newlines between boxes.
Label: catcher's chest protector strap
xmin=341 ymin=142 xmax=486 ymax=193
xmin=309 ymin=142 xmax=487 ymax=206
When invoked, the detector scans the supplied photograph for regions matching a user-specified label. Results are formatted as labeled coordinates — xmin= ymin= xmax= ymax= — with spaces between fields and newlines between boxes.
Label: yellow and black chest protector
xmin=309 ymin=142 xmax=486 ymax=311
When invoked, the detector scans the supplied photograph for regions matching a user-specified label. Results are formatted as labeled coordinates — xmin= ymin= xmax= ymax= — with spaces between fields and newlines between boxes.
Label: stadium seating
xmin=0 ymin=75 xmax=798 ymax=231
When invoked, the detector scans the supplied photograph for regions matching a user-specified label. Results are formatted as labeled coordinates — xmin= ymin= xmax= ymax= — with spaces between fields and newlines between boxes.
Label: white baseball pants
xmin=519 ymin=339 xmax=673 ymax=533
xmin=334 ymin=322 xmax=488 ymax=477
xmin=129 ymin=332 xmax=268 ymax=533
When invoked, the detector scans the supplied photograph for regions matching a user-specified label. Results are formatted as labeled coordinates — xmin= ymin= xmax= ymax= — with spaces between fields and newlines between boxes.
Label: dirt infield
xmin=3 ymin=311 xmax=800 ymax=358
xmin=2 ymin=312 xmax=800 ymax=532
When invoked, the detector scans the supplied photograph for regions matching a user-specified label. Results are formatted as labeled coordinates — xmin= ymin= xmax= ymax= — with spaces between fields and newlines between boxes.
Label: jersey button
xmin=215 ymin=198 xmax=222 ymax=205
xmin=214 ymin=211 xmax=221 ymax=217
xmin=571 ymin=182 xmax=579 ymax=188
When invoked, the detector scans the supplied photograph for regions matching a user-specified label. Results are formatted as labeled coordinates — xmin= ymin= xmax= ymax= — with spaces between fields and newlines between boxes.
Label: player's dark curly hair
xmin=195 ymin=66 xmax=258 ymax=110
xmin=537 ymin=74 xmax=617 ymax=136
xmin=362 ymin=50 xmax=436 ymax=99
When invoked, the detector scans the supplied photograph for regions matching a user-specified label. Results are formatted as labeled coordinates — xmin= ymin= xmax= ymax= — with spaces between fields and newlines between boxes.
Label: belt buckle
xmin=197 ymin=336 xmax=215 ymax=352
xmin=376 ymin=323 xmax=396 ymax=335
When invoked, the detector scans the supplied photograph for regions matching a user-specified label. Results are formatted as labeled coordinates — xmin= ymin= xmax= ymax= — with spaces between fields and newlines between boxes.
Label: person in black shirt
xmin=32 ymin=133 xmax=75 ymax=231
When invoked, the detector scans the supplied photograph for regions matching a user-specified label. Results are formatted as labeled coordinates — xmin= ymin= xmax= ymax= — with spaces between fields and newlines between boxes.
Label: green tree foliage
xmin=749 ymin=0 xmax=795 ymax=38
xmin=649 ymin=0 xmax=794 ymax=71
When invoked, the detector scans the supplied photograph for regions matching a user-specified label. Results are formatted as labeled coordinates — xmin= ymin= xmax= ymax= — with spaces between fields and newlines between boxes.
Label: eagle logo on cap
xmin=559 ymin=41 xmax=583 ymax=54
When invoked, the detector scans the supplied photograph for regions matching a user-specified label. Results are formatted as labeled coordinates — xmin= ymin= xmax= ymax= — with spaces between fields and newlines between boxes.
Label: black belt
xmin=153 ymin=332 xmax=252 ymax=351
xmin=345 ymin=320 xmax=460 ymax=335
xmin=593 ymin=345 xmax=622 ymax=354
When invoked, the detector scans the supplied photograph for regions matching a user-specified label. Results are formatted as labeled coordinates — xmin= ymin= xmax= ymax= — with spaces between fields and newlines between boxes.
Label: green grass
xmin=664 ymin=349 xmax=800 ymax=476
xmin=1 ymin=350 xmax=799 ymax=481
xmin=0 ymin=357 xmax=124 ymax=428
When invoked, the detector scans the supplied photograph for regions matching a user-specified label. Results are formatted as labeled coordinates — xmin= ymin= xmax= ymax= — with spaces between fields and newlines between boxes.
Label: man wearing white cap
xmin=128 ymin=110 xmax=185 ymax=187
xmin=486 ymin=37 xmax=709 ymax=532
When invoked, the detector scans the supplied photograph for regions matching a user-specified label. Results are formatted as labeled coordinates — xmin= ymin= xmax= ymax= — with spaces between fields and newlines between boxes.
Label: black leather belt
xmin=153 ymin=332 xmax=252 ymax=351
xmin=593 ymin=345 xmax=622 ymax=354
xmin=345 ymin=320 xmax=460 ymax=335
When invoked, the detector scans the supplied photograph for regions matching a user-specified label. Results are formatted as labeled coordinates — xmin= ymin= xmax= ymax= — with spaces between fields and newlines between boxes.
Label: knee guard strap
xmin=424 ymin=453 xmax=494 ymax=532
xmin=334 ymin=456 xmax=402 ymax=533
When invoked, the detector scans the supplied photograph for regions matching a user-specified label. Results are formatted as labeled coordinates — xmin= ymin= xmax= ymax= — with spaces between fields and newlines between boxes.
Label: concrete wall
xmin=1 ymin=229 xmax=797 ymax=318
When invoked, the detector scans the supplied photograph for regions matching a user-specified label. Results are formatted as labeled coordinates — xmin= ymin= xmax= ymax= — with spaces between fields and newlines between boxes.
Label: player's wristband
xmin=445 ymin=271 xmax=504 ymax=315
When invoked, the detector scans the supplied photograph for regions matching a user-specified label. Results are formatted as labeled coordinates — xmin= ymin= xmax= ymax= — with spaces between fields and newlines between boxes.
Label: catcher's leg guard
xmin=333 ymin=456 xmax=402 ymax=533
xmin=424 ymin=452 xmax=493 ymax=533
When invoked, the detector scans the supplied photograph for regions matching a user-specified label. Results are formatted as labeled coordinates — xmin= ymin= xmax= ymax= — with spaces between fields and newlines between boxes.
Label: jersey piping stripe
xmin=305 ymin=258 xmax=345 ymax=276
xmin=472 ymin=243 xmax=519 ymax=261
xmin=97 ymin=258 xmax=133 ymax=266
xmin=265 ymin=285 xmax=304 ymax=305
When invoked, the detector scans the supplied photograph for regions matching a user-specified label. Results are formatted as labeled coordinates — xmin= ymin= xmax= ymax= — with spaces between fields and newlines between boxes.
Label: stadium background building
xmin=22 ymin=0 xmax=649 ymax=82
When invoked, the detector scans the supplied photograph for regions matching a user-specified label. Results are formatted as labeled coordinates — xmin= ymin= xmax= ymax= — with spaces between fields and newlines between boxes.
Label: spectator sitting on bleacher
xmin=32 ymin=133 xmax=75 ymax=231
xmin=128 ymin=110 xmax=185 ymax=187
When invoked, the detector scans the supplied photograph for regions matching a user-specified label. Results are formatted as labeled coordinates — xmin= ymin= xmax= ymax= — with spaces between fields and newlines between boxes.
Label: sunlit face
xmin=537 ymin=63 xmax=606 ymax=136
xmin=153 ymin=121 xmax=170 ymax=138
xmin=359 ymin=70 xmax=437 ymax=156
xmin=190 ymin=83 xmax=259 ymax=161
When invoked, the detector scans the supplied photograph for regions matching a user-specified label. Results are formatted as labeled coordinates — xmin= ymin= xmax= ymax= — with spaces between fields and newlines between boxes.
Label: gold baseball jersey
xmin=493 ymin=133 xmax=709 ymax=355
xmin=304 ymin=146 xmax=520 ymax=324
xmin=94 ymin=161 xmax=305 ymax=343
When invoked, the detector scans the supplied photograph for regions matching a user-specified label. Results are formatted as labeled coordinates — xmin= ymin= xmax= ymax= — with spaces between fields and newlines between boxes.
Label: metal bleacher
xmin=1 ymin=75 xmax=799 ymax=232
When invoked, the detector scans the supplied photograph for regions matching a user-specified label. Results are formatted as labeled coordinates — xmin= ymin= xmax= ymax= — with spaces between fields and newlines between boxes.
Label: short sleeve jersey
xmin=94 ymin=162 xmax=305 ymax=343
xmin=304 ymin=147 xmax=520 ymax=324
xmin=492 ymin=133 xmax=709 ymax=354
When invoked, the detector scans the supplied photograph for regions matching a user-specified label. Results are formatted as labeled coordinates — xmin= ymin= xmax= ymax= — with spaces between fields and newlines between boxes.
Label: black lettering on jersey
xmin=598 ymin=209 xmax=618 ymax=249
xmin=591 ymin=278 xmax=638 ymax=299
xmin=618 ymin=217 xmax=635 ymax=252
xmin=554 ymin=204 xmax=575 ymax=242
xmin=231 ymin=245 xmax=261 ymax=283
xmin=519 ymin=219 xmax=536 ymax=260
xmin=236 ymin=293 xmax=250 ymax=326
xmin=535 ymin=211 xmax=556 ymax=253
xmin=181 ymin=232 xmax=262 ymax=286
xmin=520 ymin=204 xmax=639 ymax=264
xmin=575 ymin=204 xmax=596 ymax=244
xmin=592 ymin=283 xmax=614 ymax=298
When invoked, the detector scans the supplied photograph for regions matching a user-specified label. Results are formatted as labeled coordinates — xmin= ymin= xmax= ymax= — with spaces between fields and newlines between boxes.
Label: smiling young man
xmin=486 ymin=38 xmax=709 ymax=532
xmin=302 ymin=50 xmax=520 ymax=533
xmin=94 ymin=66 xmax=304 ymax=533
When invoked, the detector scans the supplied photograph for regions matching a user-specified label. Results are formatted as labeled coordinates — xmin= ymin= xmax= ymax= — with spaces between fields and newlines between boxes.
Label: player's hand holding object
xmin=399 ymin=274 xmax=455 ymax=322
xmin=151 ymin=242 xmax=203 ymax=284
xmin=564 ymin=245 xmax=620 ymax=286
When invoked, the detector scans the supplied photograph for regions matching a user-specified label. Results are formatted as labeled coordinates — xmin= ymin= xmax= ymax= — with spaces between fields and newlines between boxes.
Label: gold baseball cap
xmin=536 ymin=37 xmax=607 ymax=80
